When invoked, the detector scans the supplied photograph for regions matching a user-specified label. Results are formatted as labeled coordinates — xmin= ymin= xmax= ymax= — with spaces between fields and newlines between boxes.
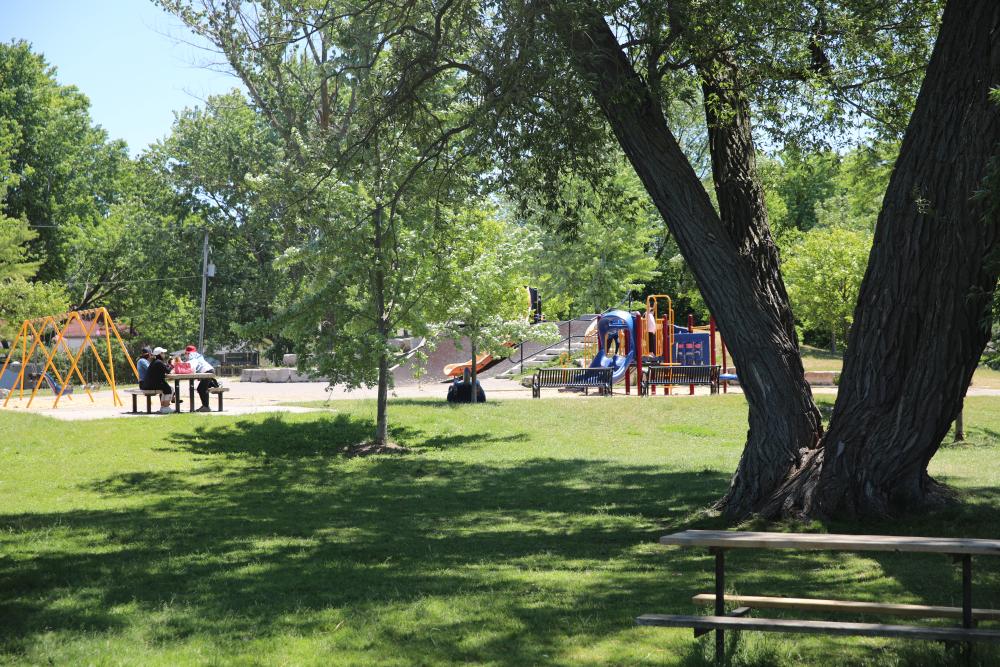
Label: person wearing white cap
xmin=139 ymin=346 xmax=175 ymax=413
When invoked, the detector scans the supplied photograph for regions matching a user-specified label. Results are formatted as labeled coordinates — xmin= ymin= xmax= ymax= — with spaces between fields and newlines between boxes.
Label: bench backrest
xmin=646 ymin=365 xmax=720 ymax=384
xmin=536 ymin=367 xmax=612 ymax=386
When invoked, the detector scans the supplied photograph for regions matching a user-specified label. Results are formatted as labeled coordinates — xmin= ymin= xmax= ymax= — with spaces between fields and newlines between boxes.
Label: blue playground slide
xmin=588 ymin=309 xmax=635 ymax=383
xmin=0 ymin=363 xmax=73 ymax=396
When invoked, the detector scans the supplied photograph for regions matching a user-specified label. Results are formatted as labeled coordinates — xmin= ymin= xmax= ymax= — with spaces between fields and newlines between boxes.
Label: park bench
xmin=531 ymin=367 xmax=613 ymax=398
xmin=638 ymin=530 xmax=1000 ymax=663
xmin=207 ymin=386 xmax=229 ymax=412
xmin=125 ymin=388 xmax=162 ymax=414
xmin=640 ymin=364 xmax=720 ymax=395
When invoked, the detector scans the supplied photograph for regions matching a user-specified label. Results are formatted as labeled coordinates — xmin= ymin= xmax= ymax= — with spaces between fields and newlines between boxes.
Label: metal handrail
xmin=507 ymin=295 xmax=633 ymax=374
xmin=507 ymin=333 xmax=595 ymax=374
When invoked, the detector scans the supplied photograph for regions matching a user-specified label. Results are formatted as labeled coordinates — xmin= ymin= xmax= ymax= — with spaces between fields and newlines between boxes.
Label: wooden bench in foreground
xmin=640 ymin=364 xmax=720 ymax=395
xmin=531 ymin=367 xmax=613 ymax=398
xmin=639 ymin=530 xmax=1000 ymax=663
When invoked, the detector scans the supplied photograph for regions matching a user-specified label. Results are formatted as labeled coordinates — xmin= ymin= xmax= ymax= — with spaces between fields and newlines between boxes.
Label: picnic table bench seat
xmin=531 ymin=367 xmax=613 ymax=398
xmin=125 ymin=388 xmax=162 ymax=414
xmin=640 ymin=365 xmax=720 ymax=395
xmin=207 ymin=386 xmax=229 ymax=412
xmin=636 ymin=614 xmax=1000 ymax=643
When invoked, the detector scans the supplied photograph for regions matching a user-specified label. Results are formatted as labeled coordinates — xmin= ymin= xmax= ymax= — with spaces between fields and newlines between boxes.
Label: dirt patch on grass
xmin=343 ymin=440 xmax=410 ymax=457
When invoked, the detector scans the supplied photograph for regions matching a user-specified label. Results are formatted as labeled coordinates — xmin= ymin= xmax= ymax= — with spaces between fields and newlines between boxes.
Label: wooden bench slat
xmin=207 ymin=387 xmax=229 ymax=393
xmin=635 ymin=614 xmax=1000 ymax=643
xmin=659 ymin=530 xmax=1000 ymax=556
xmin=691 ymin=594 xmax=1000 ymax=621
xmin=125 ymin=389 xmax=162 ymax=395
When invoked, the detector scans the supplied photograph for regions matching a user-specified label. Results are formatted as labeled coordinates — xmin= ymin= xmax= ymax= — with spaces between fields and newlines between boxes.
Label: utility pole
xmin=198 ymin=230 xmax=209 ymax=350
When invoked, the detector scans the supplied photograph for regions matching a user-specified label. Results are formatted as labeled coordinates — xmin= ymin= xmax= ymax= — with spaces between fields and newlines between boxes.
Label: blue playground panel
xmin=673 ymin=332 xmax=710 ymax=366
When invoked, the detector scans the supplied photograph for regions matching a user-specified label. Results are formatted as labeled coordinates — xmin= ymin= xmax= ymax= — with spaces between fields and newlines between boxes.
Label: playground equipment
xmin=588 ymin=309 xmax=637 ymax=384
xmin=0 ymin=308 xmax=138 ymax=408
xmin=580 ymin=295 xmax=735 ymax=395
xmin=441 ymin=286 xmax=542 ymax=377
xmin=444 ymin=353 xmax=495 ymax=378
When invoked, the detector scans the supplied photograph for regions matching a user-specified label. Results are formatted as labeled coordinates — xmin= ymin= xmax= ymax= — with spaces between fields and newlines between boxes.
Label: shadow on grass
xmin=1 ymin=415 xmax=730 ymax=664
xmin=159 ymin=413 xmax=529 ymax=458
xmin=4 ymin=416 xmax=1000 ymax=665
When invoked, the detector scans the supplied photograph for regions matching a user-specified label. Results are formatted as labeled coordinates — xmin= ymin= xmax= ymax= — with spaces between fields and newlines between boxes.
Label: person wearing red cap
xmin=182 ymin=345 xmax=218 ymax=412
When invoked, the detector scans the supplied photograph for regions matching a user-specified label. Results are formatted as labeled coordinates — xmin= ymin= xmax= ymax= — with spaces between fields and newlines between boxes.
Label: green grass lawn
xmin=4 ymin=397 xmax=1000 ymax=665
xmin=800 ymin=346 xmax=1000 ymax=390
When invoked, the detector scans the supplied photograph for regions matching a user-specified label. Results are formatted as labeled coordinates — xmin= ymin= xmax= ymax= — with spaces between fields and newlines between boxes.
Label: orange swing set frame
xmin=0 ymin=307 xmax=138 ymax=409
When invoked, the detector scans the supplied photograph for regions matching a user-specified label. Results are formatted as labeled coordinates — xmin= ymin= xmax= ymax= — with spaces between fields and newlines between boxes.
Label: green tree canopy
xmin=783 ymin=226 xmax=871 ymax=352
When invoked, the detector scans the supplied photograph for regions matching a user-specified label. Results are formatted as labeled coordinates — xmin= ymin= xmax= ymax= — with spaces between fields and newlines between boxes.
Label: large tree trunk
xmin=700 ymin=67 xmax=823 ymax=515
xmin=544 ymin=4 xmax=822 ymax=516
xmin=763 ymin=0 xmax=1000 ymax=519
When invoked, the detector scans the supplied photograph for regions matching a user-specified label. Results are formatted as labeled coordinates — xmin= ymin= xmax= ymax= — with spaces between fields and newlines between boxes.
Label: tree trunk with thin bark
xmin=762 ymin=0 xmax=1000 ymax=519
xmin=469 ymin=332 xmax=479 ymax=404
xmin=373 ymin=205 xmax=390 ymax=446
xmin=544 ymin=4 xmax=822 ymax=517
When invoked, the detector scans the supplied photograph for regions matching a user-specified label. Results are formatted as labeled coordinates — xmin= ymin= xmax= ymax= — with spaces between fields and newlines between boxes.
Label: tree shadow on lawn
xmin=4 ymin=417 xmax=1000 ymax=664
xmin=159 ymin=413 xmax=528 ymax=458
xmin=0 ymin=458 xmax=728 ymax=661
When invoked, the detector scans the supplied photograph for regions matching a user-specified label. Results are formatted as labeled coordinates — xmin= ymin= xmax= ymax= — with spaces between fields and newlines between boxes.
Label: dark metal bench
xmin=531 ymin=367 xmax=613 ymax=398
xmin=640 ymin=364 xmax=720 ymax=395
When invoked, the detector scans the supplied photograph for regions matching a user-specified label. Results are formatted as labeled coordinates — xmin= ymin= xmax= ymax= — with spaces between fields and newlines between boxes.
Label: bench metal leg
xmin=146 ymin=394 xmax=152 ymax=414
xmin=131 ymin=394 xmax=137 ymax=414
xmin=963 ymin=554 xmax=973 ymax=663
xmin=217 ymin=392 xmax=223 ymax=412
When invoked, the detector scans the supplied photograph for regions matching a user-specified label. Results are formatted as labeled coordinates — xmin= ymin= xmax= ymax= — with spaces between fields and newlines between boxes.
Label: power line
xmin=68 ymin=275 xmax=202 ymax=286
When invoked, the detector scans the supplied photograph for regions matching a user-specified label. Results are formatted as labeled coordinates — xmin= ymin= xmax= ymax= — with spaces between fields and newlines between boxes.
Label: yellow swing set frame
xmin=0 ymin=307 xmax=138 ymax=409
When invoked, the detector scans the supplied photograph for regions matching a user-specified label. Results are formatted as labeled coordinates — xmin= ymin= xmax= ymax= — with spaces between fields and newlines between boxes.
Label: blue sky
xmin=2 ymin=0 xmax=243 ymax=154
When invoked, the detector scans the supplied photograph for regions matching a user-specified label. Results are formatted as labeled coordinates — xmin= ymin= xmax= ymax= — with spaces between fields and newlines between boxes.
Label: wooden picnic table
xmin=640 ymin=529 xmax=1000 ymax=663
xmin=166 ymin=372 xmax=216 ymax=413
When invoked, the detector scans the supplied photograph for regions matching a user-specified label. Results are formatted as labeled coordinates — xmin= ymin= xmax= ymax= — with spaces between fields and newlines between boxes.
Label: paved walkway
xmin=4 ymin=376 xmax=999 ymax=422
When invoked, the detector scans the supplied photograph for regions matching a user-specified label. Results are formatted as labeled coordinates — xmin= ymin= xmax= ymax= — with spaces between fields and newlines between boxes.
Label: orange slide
xmin=443 ymin=353 xmax=493 ymax=377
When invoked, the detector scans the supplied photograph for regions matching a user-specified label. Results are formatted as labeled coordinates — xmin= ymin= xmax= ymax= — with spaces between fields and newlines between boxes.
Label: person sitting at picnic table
xmin=183 ymin=345 xmax=219 ymax=413
xmin=136 ymin=346 xmax=152 ymax=383
xmin=139 ymin=347 xmax=174 ymax=414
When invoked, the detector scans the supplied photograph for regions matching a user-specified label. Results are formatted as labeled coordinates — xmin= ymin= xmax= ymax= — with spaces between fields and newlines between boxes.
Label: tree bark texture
xmin=763 ymin=0 xmax=1000 ymax=519
xmin=700 ymin=68 xmax=823 ymax=515
xmin=544 ymin=4 xmax=822 ymax=517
